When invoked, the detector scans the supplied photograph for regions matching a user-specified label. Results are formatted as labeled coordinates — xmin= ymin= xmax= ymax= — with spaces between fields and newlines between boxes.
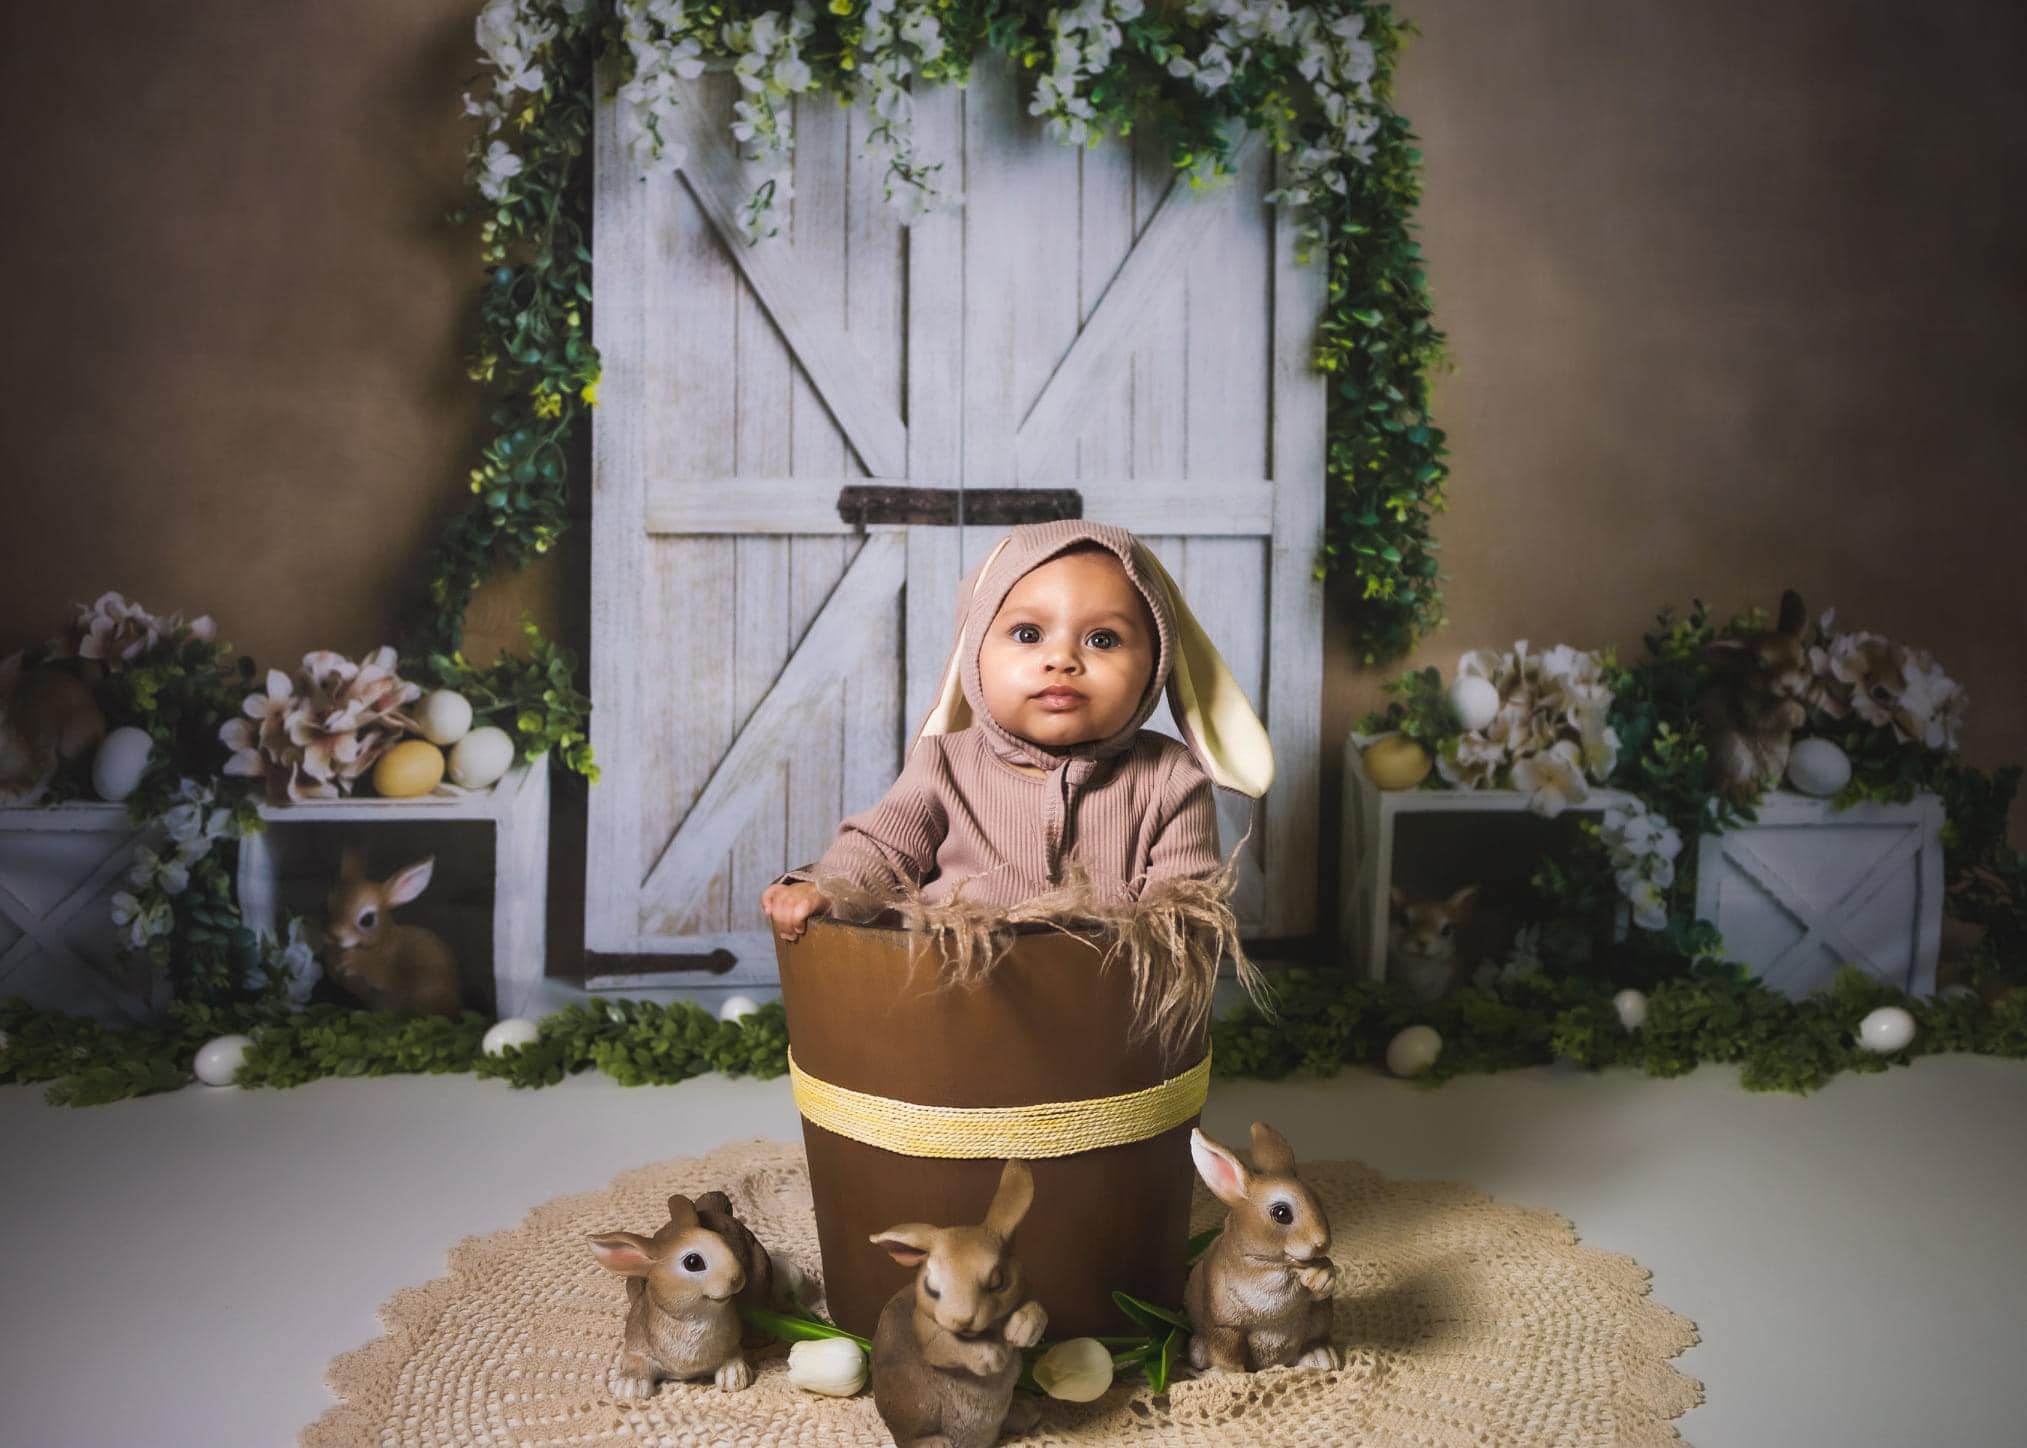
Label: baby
xmin=761 ymin=520 xmax=1274 ymax=941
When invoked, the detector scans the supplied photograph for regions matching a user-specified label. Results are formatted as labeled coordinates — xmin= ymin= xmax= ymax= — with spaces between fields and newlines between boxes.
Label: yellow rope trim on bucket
xmin=787 ymin=1047 xmax=1212 ymax=1160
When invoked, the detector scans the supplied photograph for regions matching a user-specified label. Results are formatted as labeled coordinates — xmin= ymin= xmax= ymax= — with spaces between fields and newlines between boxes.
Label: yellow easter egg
xmin=1362 ymin=732 xmax=1433 ymax=790
xmin=373 ymin=739 xmax=446 ymax=798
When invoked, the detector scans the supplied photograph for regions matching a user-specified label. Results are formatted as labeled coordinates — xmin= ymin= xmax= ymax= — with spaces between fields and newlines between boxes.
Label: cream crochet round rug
xmin=305 ymin=1139 xmax=1700 ymax=1448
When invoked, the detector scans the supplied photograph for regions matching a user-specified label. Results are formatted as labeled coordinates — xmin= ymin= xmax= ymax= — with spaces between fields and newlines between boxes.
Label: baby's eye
xmin=1011 ymin=624 xmax=1042 ymax=645
xmin=1085 ymin=630 xmax=1119 ymax=650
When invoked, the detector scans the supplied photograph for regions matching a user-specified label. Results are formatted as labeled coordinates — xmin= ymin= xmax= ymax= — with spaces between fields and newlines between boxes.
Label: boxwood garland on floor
xmin=6 ymin=967 xmax=2023 ymax=1107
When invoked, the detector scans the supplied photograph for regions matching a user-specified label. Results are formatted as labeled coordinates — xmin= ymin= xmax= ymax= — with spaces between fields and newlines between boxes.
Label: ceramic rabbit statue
xmin=588 ymin=1190 xmax=775 ymax=1397
xmin=870 ymin=1160 xmax=1049 ymax=1448
xmin=1184 ymin=1122 xmax=1340 ymax=1373
xmin=322 ymin=847 xmax=462 ymax=1016
xmin=0 ymin=652 xmax=105 ymax=807
xmin=1700 ymin=589 xmax=1814 ymax=801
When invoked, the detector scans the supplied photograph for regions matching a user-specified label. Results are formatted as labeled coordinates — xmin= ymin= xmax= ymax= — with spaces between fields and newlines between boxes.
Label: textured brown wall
xmin=1 ymin=3 xmax=2020 ymax=945
xmin=1323 ymin=0 xmax=2027 ymax=858
xmin=0 ymin=0 xmax=580 ymax=672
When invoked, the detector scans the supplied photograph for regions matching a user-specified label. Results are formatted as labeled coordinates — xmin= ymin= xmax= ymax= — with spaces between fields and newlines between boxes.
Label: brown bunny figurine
xmin=1184 ymin=1122 xmax=1340 ymax=1374
xmin=588 ymin=1190 xmax=774 ymax=1397
xmin=1699 ymin=589 xmax=1814 ymax=801
xmin=322 ymin=847 xmax=462 ymax=1016
xmin=870 ymin=1160 xmax=1049 ymax=1448
xmin=0 ymin=652 xmax=106 ymax=807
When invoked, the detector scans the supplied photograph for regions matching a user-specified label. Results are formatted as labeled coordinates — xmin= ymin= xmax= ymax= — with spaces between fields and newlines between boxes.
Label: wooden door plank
xmin=1018 ymin=136 xmax=1264 ymax=482
xmin=639 ymin=533 xmax=908 ymax=916
xmin=1262 ymin=147 xmax=1328 ymax=936
xmin=643 ymin=477 xmax=1275 ymax=534
xmin=961 ymin=55 xmax=1025 ymax=490
xmin=587 ymin=93 xmax=651 ymax=952
xmin=672 ymin=99 xmax=908 ymax=478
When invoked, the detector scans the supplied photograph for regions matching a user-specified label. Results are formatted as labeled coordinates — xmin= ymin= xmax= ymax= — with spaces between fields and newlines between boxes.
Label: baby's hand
xmin=762 ymin=881 xmax=831 ymax=942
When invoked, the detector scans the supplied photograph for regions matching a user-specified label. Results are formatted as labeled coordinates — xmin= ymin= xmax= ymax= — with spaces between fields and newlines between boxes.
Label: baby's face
xmin=978 ymin=549 xmax=1156 ymax=749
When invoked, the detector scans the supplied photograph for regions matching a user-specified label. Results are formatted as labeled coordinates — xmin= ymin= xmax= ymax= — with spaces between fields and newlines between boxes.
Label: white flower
xmin=786 ymin=1338 xmax=868 ymax=1397
xmin=1625 ymin=877 xmax=1669 ymax=932
xmin=128 ymin=846 xmax=190 ymax=897
xmin=1033 ymin=1337 xmax=1114 ymax=1401
xmin=477 ymin=140 xmax=524 ymax=201
xmin=1436 ymin=729 xmax=1504 ymax=790
xmin=1511 ymin=739 xmax=1589 ymax=818
xmin=1894 ymin=652 xmax=1965 ymax=751
xmin=247 ymin=917 xmax=322 ymax=1004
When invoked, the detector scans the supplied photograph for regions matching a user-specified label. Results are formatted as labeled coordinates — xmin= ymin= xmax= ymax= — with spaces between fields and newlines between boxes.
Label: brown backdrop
xmin=2 ymin=1 xmax=2020 ymax=968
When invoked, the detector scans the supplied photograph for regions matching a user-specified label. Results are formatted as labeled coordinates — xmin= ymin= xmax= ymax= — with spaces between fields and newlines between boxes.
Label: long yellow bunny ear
xmin=911 ymin=535 xmax=1014 ymax=746
xmin=1134 ymin=545 xmax=1275 ymax=797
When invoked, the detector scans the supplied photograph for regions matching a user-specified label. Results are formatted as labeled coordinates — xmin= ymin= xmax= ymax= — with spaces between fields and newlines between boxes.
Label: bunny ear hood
xmin=911 ymin=520 xmax=1274 ymax=797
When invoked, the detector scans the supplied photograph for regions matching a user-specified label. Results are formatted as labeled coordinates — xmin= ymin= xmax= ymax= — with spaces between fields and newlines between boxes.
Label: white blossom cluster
xmin=1161 ymin=0 xmax=1381 ymax=206
xmin=1029 ymin=0 xmax=1145 ymax=147
xmin=721 ymin=3 xmax=822 ymax=239
xmin=244 ymin=916 xmax=323 ymax=1005
xmin=1438 ymin=643 xmax=1621 ymax=818
xmin=1599 ymin=800 xmax=1684 ymax=932
xmin=466 ymin=0 xmax=589 ymax=201
xmin=110 ymin=779 xmax=237 ymax=951
xmin=614 ymin=0 xmax=956 ymax=235
xmin=853 ymin=0 xmax=961 ymax=221
xmin=1807 ymin=608 xmax=1967 ymax=753
xmin=614 ymin=0 xmax=710 ymax=184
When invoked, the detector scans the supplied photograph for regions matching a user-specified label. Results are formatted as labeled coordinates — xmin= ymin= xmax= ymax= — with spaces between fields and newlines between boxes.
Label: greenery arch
xmin=423 ymin=0 xmax=1450 ymax=665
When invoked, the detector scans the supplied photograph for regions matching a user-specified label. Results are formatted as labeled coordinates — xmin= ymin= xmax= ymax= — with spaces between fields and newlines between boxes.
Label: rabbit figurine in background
xmin=322 ymin=846 xmax=462 ymax=1016
xmin=0 ymin=652 xmax=106 ymax=806
xmin=869 ymin=1159 xmax=1049 ymax=1448
xmin=1700 ymin=589 xmax=1815 ymax=801
xmin=1184 ymin=1122 xmax=1340 ymax=1374
xmin=1388 ymin=884 xmax=1480 ymax=1004
xmin=588 ymin=1190 xmax=775 ymax=1397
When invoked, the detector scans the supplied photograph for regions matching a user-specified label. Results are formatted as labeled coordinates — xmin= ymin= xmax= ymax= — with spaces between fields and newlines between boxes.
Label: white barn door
xmin=588 ymin=57 xmax=1324 ymax=989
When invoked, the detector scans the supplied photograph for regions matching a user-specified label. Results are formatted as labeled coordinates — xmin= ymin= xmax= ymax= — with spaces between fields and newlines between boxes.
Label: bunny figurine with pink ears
xmin=1183 ymin=1122 xmax=1341 ymax=1374
xmin=588 ymin=1190 xmax=775 ymax=1398
xmin=322 ymin=846 xmax=462 ymax=1016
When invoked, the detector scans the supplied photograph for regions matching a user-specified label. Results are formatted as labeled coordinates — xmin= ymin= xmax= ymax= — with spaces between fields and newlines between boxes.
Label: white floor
xmin=3 ymin=1055 xmax=2024 ymax=1448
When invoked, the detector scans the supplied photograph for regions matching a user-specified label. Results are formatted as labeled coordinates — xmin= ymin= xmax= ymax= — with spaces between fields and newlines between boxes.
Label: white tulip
xmin=1034 ymin=1337 xmax=1114 ymax=1402
xmin=787 ymin=1337 xmax=868 ymax=1397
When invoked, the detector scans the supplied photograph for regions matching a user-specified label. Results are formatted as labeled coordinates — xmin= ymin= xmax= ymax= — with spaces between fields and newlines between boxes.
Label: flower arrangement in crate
xmin=2 ymin=593 xmax=596 ymax=1019
xmin=1356 ymin=593 xmax=2018 ymax=993
xmin=218 ymin=615 xmax=593 ymax=803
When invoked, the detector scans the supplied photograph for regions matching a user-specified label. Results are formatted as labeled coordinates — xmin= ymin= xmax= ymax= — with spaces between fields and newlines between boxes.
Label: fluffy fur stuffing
xmin=816 ymin=847 xmax=1268 ymax=1062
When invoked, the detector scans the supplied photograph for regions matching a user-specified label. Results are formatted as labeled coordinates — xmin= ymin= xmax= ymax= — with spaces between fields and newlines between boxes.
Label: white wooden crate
xmin=1693 ymin=791 xmax=1942 ymax=998
xmin=235 ymin=759 xmax=552 ymax=1017
xmin=1340 ymin=735 xmax=1639 ymax=980
xmin=0 ymin=802 xmax=170 ymax=1023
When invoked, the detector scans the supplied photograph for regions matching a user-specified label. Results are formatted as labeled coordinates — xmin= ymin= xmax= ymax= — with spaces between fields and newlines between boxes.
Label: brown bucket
xmin=775 ymin=916 xmax=1206 ymax=1341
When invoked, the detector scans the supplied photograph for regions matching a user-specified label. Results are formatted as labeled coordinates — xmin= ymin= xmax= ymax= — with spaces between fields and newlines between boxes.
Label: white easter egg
xmin=1856 ymin=1006 xmax=1917 ymax=1054
xmin=1449 ymin=674 xmax=1501 ymax=733
xmin=415 ymin=689 xmax=475 ymax=747
xmin=448 ymin=725 xmax=515 ymax=789
xmin=719 ymin=995 xmax=762 ymax=1023
xmin=1385 ymin=1024 xmax=1442 ymax=1078
xmin=1785 ymin=738 xmax=1852 ymax=798
xmin=482 ymin=1017 xmax=542 ymax=1056
xmin=1613 ymin=988 xmax=1649 ymax=1031
xmin=194 ymin=1033 xmax=252 ymax=1087
xmin=91 ymin=726 xmax=153 ymax=802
